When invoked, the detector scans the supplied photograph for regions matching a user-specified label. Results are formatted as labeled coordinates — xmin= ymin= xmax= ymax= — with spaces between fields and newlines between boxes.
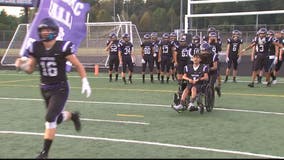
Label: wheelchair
xmin=172 ymin=76 xmax=215 ymax=114
xmin=196 ymin=79 xmax=215 ymax=112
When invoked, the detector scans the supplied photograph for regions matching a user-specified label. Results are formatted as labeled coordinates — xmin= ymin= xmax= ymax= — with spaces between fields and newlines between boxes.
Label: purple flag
xmin=20 ymin=0 xmax=90 ymax=71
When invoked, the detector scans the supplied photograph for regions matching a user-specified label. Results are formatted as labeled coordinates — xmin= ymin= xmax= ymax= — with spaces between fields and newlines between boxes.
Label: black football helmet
xmin=258 ymin=28 xmax=267 ymax=34
xmin=208 ymin=32 xmax=217 ymax=37
xmin=232 ymin=30 xmax=241 ymax=39
xmin=151 ymin=32 xmax=158 ymax=38
xmin=179 ymin=37 xmax=186 ymax=42
xmin=109 ymin=32 xmax=117 ymax=39
xmin=122 ymin=33 xmax=130 ymax=38
xmin=192 ymin=35 xmax=200 ymax=44
xmin=207 ymin=27 xmax=216 ymax=34
xmin=170 ymin=32 xmax=177 ymax=38
xmin=162 ymin=33 xmax=169 ymax=39
xmin=267 ymin=30 xmax=274 ymax=36
xmin=38 ymin=18 xmax=59 ymax=41
xmin=200 ymin=42 xmax=211 ymax=52
xmin=122 ymin=33 xmax=130 ymax=42
xmin=143 ymin=33 xmax=150 ymax=39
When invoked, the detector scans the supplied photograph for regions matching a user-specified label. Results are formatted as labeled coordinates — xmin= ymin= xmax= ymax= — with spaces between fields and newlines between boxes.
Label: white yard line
xmin=0 ymin=130 xmax=283 ymax=159
xmin=81 ymin=118 xmax=149 ymax=125
xmin=0 ymin=97 xmax=283 ymax=116
xmin=0 ymin=73 xmax=283 ymax=83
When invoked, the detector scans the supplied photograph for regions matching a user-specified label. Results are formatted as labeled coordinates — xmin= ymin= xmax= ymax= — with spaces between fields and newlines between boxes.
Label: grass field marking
xmin=225 ymin=92 xmax=284 ymax=98
xmin=116 ymin=114 xmax=144 ymax=118
xmin=1 ymin=72 xmax=283 ymax=83
xmin=0 ymin=130 xmax=283 ymax=159
xmin=1 ymin=82 xmax=284 ymax=98
xmin=1 ymin=97 xmax=284 ymax=116
xmin=81 ymin=118 xmax=149 ymax=125
xmin=0 ymin=78 xmax=38 ymax=84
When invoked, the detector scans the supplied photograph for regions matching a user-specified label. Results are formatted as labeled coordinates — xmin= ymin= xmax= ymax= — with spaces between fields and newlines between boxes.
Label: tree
xmin=152 ymin=7 xmax=167 ymax=32
xmin=139 ymin=11 xmax=152 ymax=32
xmin=167 ymin=7 xmax=178 ymax=31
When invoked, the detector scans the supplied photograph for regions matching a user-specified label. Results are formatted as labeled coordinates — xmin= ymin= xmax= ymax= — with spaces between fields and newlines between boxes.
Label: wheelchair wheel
xmin=205 ymin=84 xmax=215 ymax=112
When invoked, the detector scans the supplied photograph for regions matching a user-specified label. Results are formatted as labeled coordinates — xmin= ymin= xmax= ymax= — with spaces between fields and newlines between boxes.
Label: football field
xmin=0 ymin=70 xmax=284 ymax=158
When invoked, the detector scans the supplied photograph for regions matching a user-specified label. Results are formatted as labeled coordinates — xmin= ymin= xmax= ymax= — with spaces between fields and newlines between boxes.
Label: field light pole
xmin=180 ymin=0 xmax=183 ymax=31
xmin=113 ymin=0 xmax=116 ymax=21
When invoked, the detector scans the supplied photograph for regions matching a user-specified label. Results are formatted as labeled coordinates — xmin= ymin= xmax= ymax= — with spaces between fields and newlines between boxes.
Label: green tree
xmin=152 ymin=7 xmax=167 ymax=32
xmin=167 ymin=7 xmax=178 ymax=31
xmin=139 ymin=11 xmax=152 ymax=32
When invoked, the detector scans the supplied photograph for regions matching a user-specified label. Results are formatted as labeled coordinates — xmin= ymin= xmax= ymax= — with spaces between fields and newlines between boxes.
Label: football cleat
xmin=173 ymin=93 xmax=179 ymax=105
xmin=36 ymin=151 xmax=48 ymax=159
xmin=71 ymin=111 xmax=81 ymax=132
xmin=198 ymin=106 xmax=204 ymax=114
xmin=171 ymin=104 xmax=182 ymax=113
xmin=188 ymin=103 xmax=197 ymax=112
xmin=215 ymin=86 xmax=221 ymax=97
xmin=272 ymin=80 xmax=277 ymax=84
xmin=248 ymin=83 xmax=254 ymax=88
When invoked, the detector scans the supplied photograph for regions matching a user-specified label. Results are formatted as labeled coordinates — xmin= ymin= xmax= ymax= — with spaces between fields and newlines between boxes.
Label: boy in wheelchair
xmin=172 ymin=53 xmax=209 ymax=113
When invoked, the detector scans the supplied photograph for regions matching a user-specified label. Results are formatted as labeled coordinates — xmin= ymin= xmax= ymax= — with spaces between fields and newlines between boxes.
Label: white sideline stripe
xmin=0 ymin=73 xmax=283 ymax=83
xmin=215 ymin=108 xmax=284 ymax=115
xmin=3 ymin=97 xmax=284 ymax=116
xmin=81 ymin=118 xmax=149 ymax=125
xmin=0 ymin=130 xmax=282 ymax=159
xmin=0 ymin=97 xmax=284 ymax=116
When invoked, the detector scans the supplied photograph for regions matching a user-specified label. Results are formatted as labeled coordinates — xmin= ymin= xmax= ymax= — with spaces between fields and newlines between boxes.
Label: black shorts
xmin=227 ymin=56 xmax=239 ymax=70
xmin=264 ymin=55 xmax=275 ymax=72
xmin=142 ymin=55 xmax=154 ymax=72
xmin=177 ymin=61 xmax=187 ymax=74
xmin=252 ymin=54 xmax=267 ymax=71
xmin=187 ymin=83 xmax=202 ymax=94
xmin=122 ymin=55 xmax=134 ymax=73
xmin=161 ymin=56 xmax=172 ymax=73
xmin=40 ymin=81 xmax=69 ymax=122
xmin=275 ymin=54 xmax=284 ymax=72
xmin=109 ymin=55 xmax=119 ymax=71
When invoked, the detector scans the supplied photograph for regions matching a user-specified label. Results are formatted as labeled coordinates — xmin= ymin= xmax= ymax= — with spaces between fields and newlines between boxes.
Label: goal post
xmin=1 ymin=24 xmax=28 ymax=66
xmin=1 ymin=21 xmax=142 ymax=68
xmin=185 ymin=0 xmax=284 ymax=33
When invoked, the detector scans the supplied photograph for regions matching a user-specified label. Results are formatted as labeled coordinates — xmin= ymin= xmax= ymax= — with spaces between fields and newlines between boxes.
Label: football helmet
xmin=258 ymin=28 xmax=267 ymax=34
xmin=179 ymin=37 xmax=186 ymax=42
xmin=207 ymin=27 xmax=216 ymax=34
xmin=192 ymin=35 xmax=200 ymax=44
xmin=232 ymin=30 xmax=241 ymax=36
xmin=151 ymin=32 xmax=158 ymax=38
xmin=267 ymin=30 xmax=274 ymax=36
xmin=162 ymin=33 xmax=169 ymax=39
xmin=122 ymin=33 xmax=130 ymax=38
xmin=38 ymin=18 xmax=59 ymax=41
xmin=208 ymin=32 xmax=217 ymax=37
xmin=232 ymin=30 xmax=241 ymax=39
xmin=200 ymin=42 xmax=211 ymax=52
xmin=143 ymin=33 xmax=151 ymax=39
xmin=170 ymin=32 xmax=177 ymax=38
xmin=109 ymin=32 xmax=117 ymax=39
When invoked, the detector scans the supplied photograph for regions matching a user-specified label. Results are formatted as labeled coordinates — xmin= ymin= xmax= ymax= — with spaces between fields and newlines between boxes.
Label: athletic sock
xmin=41 ymin=139 xmax=52 ymax=155
xmin=123 ymin=77 xmax=126 ymax=84
xmin=142 ymin=74 xmax=145 ymax=83
xmin=150 ymin=74 xmax=153 ymax=82
xmin=109 ymin=74 xmax=112 ymax=82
